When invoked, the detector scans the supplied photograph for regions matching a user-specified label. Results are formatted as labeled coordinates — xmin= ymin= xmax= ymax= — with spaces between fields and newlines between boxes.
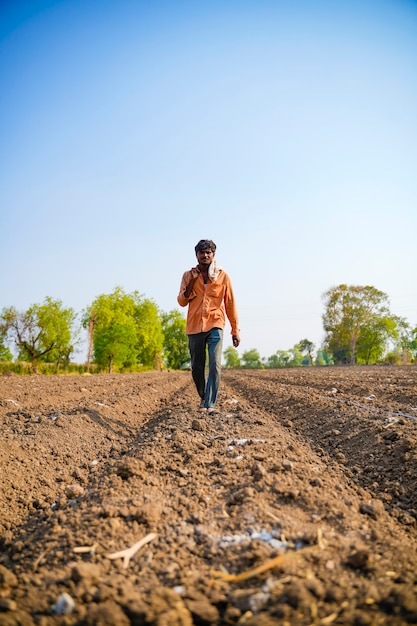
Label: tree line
xmin=0 ymin=288 xmax=190 ymax=373
xmin=224 ymin=284 xmax=417 ymax=369
xmin=0 ymin=284 xmax=416 ymax=373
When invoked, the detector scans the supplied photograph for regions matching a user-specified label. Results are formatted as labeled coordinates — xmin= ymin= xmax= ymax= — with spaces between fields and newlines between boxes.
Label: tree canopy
xmin=161 ymin=310 xmax=188 ymax=370
xmin=241 ymin=348 xmax=263 ymax=369
xmin=299 ymin=339 xmax=315 ymax=365
xmin=83 ymin=287 xmax=163 ymax=372
xmin=0 ymin=340 xmax=13 ymax=362
xmin=322 ymin=284 xmax=395 ymax=364
xmin=223 ymin=346 xmax=241 ymax=369
xmin=0 ymin=297 xmax=76 ymax=372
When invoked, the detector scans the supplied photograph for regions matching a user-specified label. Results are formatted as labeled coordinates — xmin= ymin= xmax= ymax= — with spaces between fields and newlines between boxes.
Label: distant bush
xmin=384 ymin=352 xmax=401 ymax=365
xmin=0 ymin=361 xmax=156 ymax=376
xmin=0 ymin=362 xmax=100 ymax=376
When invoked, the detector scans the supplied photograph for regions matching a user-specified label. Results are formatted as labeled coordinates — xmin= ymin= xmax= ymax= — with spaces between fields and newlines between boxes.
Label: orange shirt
xmin=177 ymin=269 xmax=239 ymax=336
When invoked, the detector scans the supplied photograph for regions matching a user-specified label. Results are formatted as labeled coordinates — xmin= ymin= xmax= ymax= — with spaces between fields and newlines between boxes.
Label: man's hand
xmin=189 ymin=266 xmax=200 ymax=280
xmin=184 ymin=267 xmax=200 ymax=298
xmin=232 ymin=334 xmax=240 ymax=348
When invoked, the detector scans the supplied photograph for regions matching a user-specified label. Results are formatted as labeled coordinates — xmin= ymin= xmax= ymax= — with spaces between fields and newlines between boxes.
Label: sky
xmin=1 ymin=0 xmax=416 ymax=361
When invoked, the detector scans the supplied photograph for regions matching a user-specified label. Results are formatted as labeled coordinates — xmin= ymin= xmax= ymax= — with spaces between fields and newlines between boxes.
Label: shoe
xmin=207 ymin=407 xmax=220 ymax=415
xmin=198 ymin=399 xmax=206 ymax=411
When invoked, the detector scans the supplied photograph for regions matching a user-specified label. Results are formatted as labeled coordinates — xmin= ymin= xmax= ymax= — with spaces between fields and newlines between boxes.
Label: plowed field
xmin=1 ymin=366 xmax=417 ymax=625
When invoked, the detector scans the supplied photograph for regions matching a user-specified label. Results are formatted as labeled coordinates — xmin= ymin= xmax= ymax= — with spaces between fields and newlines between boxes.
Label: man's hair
xmin=195 ymin=239 xmax=216 ymax=254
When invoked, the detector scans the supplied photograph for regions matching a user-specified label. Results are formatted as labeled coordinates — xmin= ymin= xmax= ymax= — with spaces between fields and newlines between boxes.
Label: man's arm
xmin=223 ymin=274 xmax=240 ymax=346
xmin=177 ymin=268 xmax=200 ymax=306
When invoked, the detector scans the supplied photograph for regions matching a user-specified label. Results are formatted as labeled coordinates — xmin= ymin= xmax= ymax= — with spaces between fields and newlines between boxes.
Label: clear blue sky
xmin=1 ymin=0 xmax=416 ymax=360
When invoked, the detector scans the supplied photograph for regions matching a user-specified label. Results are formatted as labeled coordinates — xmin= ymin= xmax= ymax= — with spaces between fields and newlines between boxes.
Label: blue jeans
xmin=188 ymin=328 xmax=223 ymax=409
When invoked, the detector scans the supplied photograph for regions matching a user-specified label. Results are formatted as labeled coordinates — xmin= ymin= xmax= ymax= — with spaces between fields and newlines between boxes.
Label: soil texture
xmin=1 ymin=366 xmax=417 ymax=625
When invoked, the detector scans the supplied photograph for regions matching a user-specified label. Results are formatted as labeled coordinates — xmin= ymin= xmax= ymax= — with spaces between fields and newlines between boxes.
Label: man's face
xmin=196 ymin=248 xmax=214 ymax=266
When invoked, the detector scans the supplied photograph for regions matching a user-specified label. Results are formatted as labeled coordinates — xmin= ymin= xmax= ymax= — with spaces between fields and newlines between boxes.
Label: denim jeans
xmin=188 ymin=328 xmax=223 ymax=409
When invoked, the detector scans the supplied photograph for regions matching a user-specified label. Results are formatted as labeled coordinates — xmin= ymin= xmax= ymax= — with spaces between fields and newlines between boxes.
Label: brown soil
xmin=1 ymin=366 xmax=417 ymax=625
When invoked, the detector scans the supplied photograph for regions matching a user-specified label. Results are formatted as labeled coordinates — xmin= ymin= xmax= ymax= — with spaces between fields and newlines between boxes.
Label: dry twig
xmin=73 ymin=543 xmax=98 ymax=555
xmin=211 ymin=544 xmax=318 ymax=583
xmin=107 ymin=533 xmax=157 ymax=569
xmin=33 ymin=548 xmax=50 ymax=572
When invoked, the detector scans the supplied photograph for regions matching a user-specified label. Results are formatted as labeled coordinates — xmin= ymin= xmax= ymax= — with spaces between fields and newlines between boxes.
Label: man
xmin=177 ymin=239 xmax=240 ymax=413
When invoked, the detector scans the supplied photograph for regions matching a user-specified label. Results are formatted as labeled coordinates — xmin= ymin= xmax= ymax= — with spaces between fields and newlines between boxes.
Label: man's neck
xmin=198 ymin=263 xmax=210 ymax=282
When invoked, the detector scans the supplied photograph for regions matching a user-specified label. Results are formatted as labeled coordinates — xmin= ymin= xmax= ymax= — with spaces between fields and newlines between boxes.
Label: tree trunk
xmin=86 ymin=314 xmax=96 ymax=372
xmin=350 ymin=336 xmax=357 ymax=364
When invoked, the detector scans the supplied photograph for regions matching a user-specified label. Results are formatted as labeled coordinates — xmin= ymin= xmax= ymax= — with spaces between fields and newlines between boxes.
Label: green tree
xmin=134 ymin=298 xmax=163 ymax=369
xmin=223 ymin=346 xmax=241 ymax=368
xmin=84 ymin=287 xmax=163 ymax=372
xmin=298 ymin=339 xmax=315 ymax=365
xmin=0 ymin=298 xmax=76 ymax=372
xmin=161 ymin=310 xmax=189 ymax=369
xmin=411 ymin=326 xmax=417 ymax=361
xmin=288 ymin=344 xmax=304 ymax=367
xmin=84 ymin=288 xmax=137 ymax=372
xmin=267 ymin=350 xmax=290 ymax=368
xmin=322 ymin=284 xmax=392 ymax=364
xmin=394 ymin=319 xmax=417 ymax=363
xmin=0 ymin=324 xmax=13 ymax=361
xmin=315 ymin=348 xmax=334 ymax=366
xmin=0 ymin=340 xmax=13 ymax=362
xmin=241 ymin=348 xmax=262 ymax=369
xmin=95 ymin=321 xmax=137 ymax=373
xmin=355 ymin=316 xmax=398 ymax=364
